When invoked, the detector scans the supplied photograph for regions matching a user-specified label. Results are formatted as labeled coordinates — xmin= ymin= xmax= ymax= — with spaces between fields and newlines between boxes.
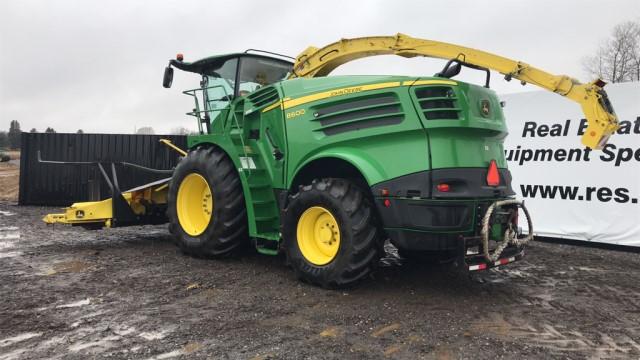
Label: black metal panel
xmin=19 ymin=133 xmax=187 ymax=206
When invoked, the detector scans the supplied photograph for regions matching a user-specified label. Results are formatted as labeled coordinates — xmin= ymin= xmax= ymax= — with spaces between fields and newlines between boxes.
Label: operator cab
xmin=164 ymin=52 xmax=292 ymax=99
xmin=163 ymin=52 xmax=292 ymax=132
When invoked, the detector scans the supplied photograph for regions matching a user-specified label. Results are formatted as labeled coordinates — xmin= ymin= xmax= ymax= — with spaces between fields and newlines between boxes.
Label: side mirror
xmin=437 ymin=62 xmax=462 ymax=79
xmin=163 ymin=66 xmax=174 ymax=88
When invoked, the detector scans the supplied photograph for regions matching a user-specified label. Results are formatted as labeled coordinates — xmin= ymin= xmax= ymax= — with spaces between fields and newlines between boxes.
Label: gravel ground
xmin=0 ymin=203 xmax=639 ymax=359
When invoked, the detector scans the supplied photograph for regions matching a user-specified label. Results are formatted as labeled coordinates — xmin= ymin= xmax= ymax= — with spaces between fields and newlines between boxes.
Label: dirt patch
xmin=0 ymin=162 xmax=19 ymax=202
xmin=45 ymin=259 xmax=93 ymax=275
xmin=0 ymin=204 xmax=639 ymax=359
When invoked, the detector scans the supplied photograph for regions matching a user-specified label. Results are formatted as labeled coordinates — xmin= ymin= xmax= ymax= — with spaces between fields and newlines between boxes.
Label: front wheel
xmin=283 ymin=178 xmax=382 ymax=288
xmin=167 ymin=147 xmax=249 ymax=257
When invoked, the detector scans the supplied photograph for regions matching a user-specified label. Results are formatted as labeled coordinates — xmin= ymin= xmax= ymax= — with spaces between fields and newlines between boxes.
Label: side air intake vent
xmin=312 ymin=93 xmax=404 ymax=136
xmin=247 ymin=86 xmax=279 ymax=109
xmin=414 ymin=86 xmax=460 ymax=120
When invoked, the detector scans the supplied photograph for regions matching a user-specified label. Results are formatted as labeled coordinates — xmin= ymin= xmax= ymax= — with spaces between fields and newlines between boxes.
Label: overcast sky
xmin=1 ymin=0 xmax=638 ymax=134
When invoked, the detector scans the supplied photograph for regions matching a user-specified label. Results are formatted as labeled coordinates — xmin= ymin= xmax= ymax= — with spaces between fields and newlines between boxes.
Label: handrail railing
xmin=182 ymin=84 xmax=234 ymax=134
xmin=182 ymin=85 xmax=250 ymax=163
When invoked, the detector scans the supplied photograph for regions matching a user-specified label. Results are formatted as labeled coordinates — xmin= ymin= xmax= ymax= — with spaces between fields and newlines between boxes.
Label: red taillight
xmin=486 ymin=159 xmax=500 ymax=186
xmin=436 ymin=183 xmax=450 ymax=192
xmin=380 ymin=188 xmax=389 ymax=196
xmin=176 ymin=53 xmax=184 ymax=61
xmin=383 ymin=199 xmax=391 ymax=207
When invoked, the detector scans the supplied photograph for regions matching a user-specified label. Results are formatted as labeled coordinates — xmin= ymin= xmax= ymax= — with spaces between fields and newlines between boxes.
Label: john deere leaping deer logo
xmin=480 ymin=99 xmax=490 ymax=117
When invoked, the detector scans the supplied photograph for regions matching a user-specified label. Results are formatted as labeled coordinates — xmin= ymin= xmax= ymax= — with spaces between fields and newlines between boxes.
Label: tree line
xmin=583 ymin=20 xmax=640 ymax=83
xmin=0 ymin=121 xmax=84 ymax=150
xmin=0 ymin=121 xmax=195 ymax=150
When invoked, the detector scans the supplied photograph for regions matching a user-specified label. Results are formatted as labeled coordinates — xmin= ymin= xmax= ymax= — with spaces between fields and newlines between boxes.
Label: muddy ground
xmin=0 ymin=204 xmax=639 ymax=359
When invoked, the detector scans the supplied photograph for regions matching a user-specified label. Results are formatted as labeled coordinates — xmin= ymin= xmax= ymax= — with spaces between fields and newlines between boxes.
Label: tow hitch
xmin=458 ymin=199 xmax=533 ymax=272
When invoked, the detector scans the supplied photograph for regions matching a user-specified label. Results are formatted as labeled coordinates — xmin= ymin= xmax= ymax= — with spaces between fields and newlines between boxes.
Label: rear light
xmin=486 ymin=159 xmax=500 ymax=186
xmin=176 ymin=53 xmax=184 ymax=61
xmin=383 ymin=199 xmax=391 ymax=207
xmin=436 ymin=183 xmax=450 ymax=192
xmin=468 ymin=263 xmax=487 ymax=271
xmin=380 ymin=188 xmax=389 ymax=196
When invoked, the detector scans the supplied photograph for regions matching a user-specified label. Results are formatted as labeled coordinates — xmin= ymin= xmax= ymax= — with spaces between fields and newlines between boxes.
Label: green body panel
xmin=410 ymin=81 xmax=508 ymax=169
xmin=185 ymin=74 xmax=509 ymax=245
xmin=281 ymin=76 xmax=430 ymax=186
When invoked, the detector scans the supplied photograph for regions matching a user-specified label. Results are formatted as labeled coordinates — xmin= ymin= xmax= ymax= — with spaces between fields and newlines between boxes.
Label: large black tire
xmin=167 ymin=147 xmax=249 ymax=257
xmin=283 ymin=178 xmax=382 ymax=288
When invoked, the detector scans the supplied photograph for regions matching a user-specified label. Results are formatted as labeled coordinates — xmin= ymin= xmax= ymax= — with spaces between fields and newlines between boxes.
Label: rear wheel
xmin=168 ymin=147 xmax=249 ymax=257
xmin=283 ymin=178 xmax=382 ymax=288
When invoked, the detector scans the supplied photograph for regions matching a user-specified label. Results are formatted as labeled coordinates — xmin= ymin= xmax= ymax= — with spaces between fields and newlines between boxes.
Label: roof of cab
xmin=170 ymin=53 xmax=293 ymax=74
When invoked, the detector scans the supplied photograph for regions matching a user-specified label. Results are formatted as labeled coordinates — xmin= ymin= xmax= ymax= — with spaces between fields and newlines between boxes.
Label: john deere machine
xmin=45 ymin=34 xmax=618 ymax=287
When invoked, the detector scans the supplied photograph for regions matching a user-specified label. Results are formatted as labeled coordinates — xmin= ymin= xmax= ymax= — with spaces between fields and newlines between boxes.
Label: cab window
xmin=203 ymin=57 xmax=237 ymax=109
xmin=236 ymin=57 xmax=292 ymax=97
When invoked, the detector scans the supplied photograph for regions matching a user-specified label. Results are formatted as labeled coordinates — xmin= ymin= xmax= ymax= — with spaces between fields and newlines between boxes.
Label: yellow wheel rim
xmin=296 ymin=206 xmax=341 ymax=266
xmin=176 ymin=173 xmax=213 ymax=236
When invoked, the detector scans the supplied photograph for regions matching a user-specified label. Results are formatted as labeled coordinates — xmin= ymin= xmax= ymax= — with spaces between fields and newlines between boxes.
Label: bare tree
xmin=630 ymin=23 xmax=640 ymax=81
xmin=8 ymin=120 xmax=21 ymax=149
xmin=170 ymin=126 xmax=194 ymax=135
xmin=583 ymin=20 xmax=640 ymax=83
xmin=136 ymin=126 xmax=155 ymax=135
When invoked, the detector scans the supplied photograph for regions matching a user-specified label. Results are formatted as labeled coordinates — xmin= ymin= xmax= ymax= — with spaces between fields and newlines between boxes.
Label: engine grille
xmin=311 ymin=93 xmax=404 ymax=136
xmin=247 ymin=86 xmax=279 ymax=109
xmin=414 ymin=86 xmax=460 ymax=120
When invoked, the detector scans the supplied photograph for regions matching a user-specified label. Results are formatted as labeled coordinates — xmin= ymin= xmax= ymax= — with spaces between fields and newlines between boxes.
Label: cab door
xmin=236 ymin=56 xmax=290 ymax=188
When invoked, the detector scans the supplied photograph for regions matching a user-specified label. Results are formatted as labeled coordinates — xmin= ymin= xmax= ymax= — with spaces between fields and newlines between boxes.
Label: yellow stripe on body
xmin=282 ymin=81 xmax=401 ymax=110
xmin=261 ymin=80 xmax=457 ymax=113
xmin=402 ymin=79 xmax=458 ymax=86
xmin=262 ymin=101 xmax=283 ymax=113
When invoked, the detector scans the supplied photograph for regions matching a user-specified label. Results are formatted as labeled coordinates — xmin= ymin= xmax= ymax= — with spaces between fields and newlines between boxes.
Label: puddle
xmin=146 ymin=349 xmax=184 ymax=360
xmin=0 ymin=251 xmax=22 ymax=258
xmin=112 ymin=327 xmax=136 ymax=336
xmin=0 ymin=233 xmax=20 ymax=240
xmin=144 ymin=342 xmax=201 ymax=360
xmin=0 ymin=241 xmax=16 ymax=250
xmin=139 ymin=330 xmax=170 ymax=341
xmin=56 ymin=298 xmax=91 ymax=308
xmin=0 ymin=332 xmax=42 ymax=347
xmin=68 ymin=335 xmax=120 ymax=352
